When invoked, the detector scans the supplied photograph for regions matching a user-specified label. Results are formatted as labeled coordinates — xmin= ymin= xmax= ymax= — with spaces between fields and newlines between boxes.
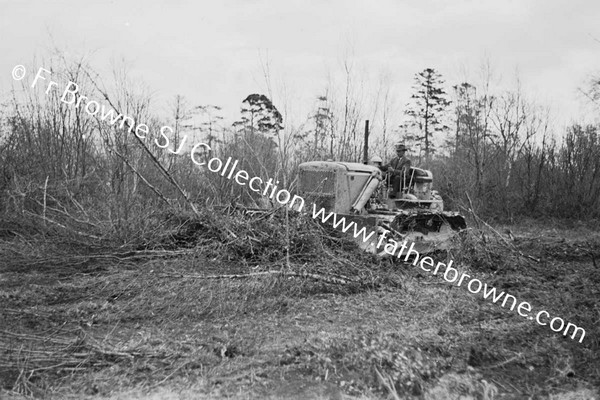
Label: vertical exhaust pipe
xmin=363 ymin=120 xmax=369 ymax=164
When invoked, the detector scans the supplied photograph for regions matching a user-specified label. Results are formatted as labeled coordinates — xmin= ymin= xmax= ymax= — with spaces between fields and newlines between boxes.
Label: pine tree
xmin=401 ymin=68 xmax=451 ymax=159
xmin=234 ymin=94 xmax=283 ymax=136
xmin=231 ymin=94 xmax=282 ymax=184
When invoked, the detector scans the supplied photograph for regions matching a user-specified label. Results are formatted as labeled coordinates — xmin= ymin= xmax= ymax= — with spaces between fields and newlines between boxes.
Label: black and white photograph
xmin=1 ymin=0 xmax=599 ymax=399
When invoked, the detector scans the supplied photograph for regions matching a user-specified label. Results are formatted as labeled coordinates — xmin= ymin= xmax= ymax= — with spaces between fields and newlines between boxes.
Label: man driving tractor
xmin=380 ymin=142 xmax=412 ymax=198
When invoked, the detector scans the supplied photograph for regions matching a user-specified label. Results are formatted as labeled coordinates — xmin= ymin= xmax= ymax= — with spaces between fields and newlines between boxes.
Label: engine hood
xmin=299 ymin=161 xmax=381 ymax=174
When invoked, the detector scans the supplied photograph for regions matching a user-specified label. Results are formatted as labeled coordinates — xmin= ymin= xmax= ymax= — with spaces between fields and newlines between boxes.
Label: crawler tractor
xmin=297 ymin=161 xmax=466 ymax=255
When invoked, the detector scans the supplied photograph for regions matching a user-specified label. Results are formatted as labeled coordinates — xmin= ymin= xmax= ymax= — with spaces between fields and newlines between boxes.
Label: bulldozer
xmin=297 ymin=157 xmax=466 ymax=256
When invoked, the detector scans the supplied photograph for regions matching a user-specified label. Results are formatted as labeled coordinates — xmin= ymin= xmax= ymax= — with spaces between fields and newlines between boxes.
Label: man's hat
xmin=370 ymin=156 xmax=383 ymax=164
xmin=395 ymin=142 xmax=408 ymax=151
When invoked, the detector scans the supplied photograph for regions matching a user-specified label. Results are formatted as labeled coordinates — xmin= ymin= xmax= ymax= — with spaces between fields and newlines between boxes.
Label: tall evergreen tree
xmin=401 ymin=68 xmax=451 ymax=159
xmin=234 ymin=94 xmax=283 ymax=136
xmin=231 ymin=94 xmax=282 ymax=187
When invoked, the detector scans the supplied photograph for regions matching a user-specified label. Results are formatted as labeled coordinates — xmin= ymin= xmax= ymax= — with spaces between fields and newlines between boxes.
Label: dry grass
xmin=1 ymin=209 xmax=599 ymax=399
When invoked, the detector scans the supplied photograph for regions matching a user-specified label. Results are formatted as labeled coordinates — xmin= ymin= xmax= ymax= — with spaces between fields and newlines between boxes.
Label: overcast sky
xmin=1 ymin=0 xmax=599 ymax=132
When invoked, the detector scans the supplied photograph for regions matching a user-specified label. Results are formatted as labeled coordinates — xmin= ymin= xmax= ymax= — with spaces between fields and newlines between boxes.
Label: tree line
xmin=1 ymin=55 xmax=598 ymax=242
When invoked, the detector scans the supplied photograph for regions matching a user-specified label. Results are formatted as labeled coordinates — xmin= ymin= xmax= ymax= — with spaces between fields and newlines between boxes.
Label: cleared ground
xmin=1 ymin=213 xmax=599 ymax=399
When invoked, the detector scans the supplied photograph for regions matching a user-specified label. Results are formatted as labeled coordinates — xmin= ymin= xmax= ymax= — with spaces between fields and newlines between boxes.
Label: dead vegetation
xmin=1 ymin=207 xmax=599 ymax=399
xmin=0 ymin=206 xmax=390 ymax=397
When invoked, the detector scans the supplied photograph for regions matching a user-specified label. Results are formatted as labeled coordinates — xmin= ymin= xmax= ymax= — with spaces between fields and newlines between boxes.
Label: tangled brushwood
xmin=147 ymin=205 xmax=403 ymax=290
xmin=0 ymin=205 xmax=405 ymax=395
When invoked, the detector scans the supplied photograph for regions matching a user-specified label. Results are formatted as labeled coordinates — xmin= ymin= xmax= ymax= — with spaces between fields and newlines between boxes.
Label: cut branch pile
xmin=147 ymin=205 xmax=394 ymax=289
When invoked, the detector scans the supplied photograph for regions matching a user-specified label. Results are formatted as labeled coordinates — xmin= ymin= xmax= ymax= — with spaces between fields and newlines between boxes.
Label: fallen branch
xmin=159 ymin=269 xmax=355 ymax=285
xmin=32 ymin=196 xmax=100 ymax=229
xmin=24 ymin=211 xmax=101 ymax=240
xmin=16 ymin=249 xmax=194 ymax=267
xmin=482 ymin=353 xmax=524 ymax=370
